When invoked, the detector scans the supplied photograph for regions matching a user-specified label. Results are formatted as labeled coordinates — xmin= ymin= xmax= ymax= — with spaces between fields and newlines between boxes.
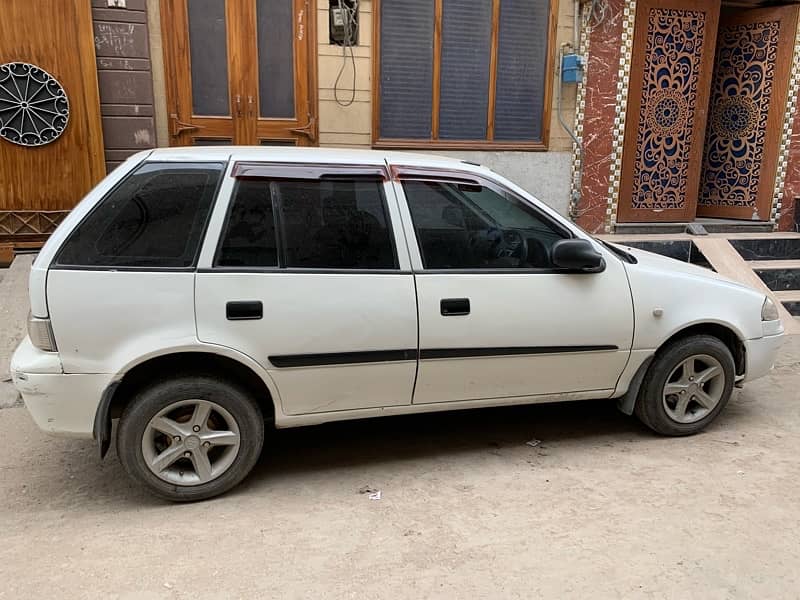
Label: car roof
xmin=142 ymin=145 xmax=489 ymax=174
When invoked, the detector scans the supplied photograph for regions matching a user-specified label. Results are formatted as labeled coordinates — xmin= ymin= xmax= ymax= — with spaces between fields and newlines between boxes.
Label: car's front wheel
xmin=117 ymin=376 xmax=264 ymax=502
xmin=635 ymin=334 xmax=735 ymax=436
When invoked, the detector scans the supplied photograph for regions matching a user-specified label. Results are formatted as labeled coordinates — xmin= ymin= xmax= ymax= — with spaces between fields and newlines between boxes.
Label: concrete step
xmin=775 ymin=290 xmax=800 ymax=302
xmin=615 ymin=221 xmax=774 ymax=235
xmin=747 ymin=260 xmax=800 ymax=270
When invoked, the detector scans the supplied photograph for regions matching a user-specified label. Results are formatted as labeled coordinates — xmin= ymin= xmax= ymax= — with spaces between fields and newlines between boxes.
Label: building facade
xmin=1 ymin=0 xmax=799 ymax=262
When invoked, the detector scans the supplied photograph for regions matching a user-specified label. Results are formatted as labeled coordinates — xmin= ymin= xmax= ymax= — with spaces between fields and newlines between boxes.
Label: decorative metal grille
xmin=699 ymin=21 xmax=780 ymax=210
xmin=0 ymin=62 xmax=69 ymax=147
xmin=0 ymin=211 xmax=68 ymax=236
xmin=630 ymin=8 xmax=707 ymax=211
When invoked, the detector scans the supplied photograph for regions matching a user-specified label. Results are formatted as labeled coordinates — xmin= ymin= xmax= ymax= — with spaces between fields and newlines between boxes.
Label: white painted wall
xmin=426 ymin=150 xmax=573 ymax=217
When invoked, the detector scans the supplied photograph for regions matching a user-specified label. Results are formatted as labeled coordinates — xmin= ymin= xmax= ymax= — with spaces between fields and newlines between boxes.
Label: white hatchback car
xmin=12 ymin=147 xmax=784 ymax=501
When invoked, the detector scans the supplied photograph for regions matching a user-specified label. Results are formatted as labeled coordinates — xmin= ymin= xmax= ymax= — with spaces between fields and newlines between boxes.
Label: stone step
xmin=730 ymin=238 xmax=800 ymax=261
xmin=775 ymin=291 xmax=800 ymax=317
xmin=775 ymin=290 xmax=800 ymax=302
xmin=747 ymin=260 xmax=800 ymax=270
xmin=614 ymin=221 xmax=774 ymax=235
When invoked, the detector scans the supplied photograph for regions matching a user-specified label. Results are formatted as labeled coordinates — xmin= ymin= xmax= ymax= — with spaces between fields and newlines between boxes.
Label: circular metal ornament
xmin=0 ymin=62 xmax=69 ymax=147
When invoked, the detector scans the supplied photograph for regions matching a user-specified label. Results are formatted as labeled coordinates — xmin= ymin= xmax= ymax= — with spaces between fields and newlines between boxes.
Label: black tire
xmin=635 ymin=334 xmax=735 ymax=436
xmin=117 ymin=375 xmax=264 ymax=502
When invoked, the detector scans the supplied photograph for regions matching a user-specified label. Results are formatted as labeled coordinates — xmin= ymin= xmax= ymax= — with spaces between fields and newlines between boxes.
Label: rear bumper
xmin=743 ymin=333 xmax=785 ymax=383
xmin=10 ymin=337 xmax=111 ymax=439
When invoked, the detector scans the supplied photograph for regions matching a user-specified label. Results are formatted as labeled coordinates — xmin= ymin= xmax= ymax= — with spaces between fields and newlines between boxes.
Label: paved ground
xmin=1 ymin=334 xmax=799 ymax=598
xmin=0 ymin=256 xmax=31 ymax=408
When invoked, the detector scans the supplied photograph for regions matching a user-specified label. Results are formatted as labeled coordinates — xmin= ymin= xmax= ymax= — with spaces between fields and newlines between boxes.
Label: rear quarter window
xmin=55 ymin=162 xmax=224 ymax=268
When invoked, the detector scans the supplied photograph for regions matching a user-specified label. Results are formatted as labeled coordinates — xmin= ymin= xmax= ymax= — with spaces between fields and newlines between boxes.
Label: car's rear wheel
xmin=117 ymin=376 xmax=264 ymax=502
xmin=635 ymin=334 xmax=735 ymax=436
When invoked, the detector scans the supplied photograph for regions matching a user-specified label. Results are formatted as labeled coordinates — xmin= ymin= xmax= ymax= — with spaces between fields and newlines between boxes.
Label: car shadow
xmin=247 ymin=399 xmax=641 ymax=480
xmin=9 ymin=392 xmax=760 ymax=510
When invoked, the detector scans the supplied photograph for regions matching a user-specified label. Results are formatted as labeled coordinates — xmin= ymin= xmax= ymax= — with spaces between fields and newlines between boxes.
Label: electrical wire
xmin=334 ymin=0 xmax=358 ymax=107
xmin=583 ymin=0 xmax=607 ymax=29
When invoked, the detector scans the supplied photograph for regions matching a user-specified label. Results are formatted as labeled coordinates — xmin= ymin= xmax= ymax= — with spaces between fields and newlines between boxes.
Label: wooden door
xmin=697 ymin=6 xmax=800 ymax=221
xmin=616 ymin=0 xmax=720 ymax=223
xmin=161 ymin=0 xmax=317 ymax=147
xmin=0 ymin=0 xmax=105 ymax=253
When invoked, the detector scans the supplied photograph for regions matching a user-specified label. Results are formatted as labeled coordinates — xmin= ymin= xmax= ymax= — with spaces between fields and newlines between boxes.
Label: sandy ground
xmin=1 ymin=335 xmax=799 ymax=599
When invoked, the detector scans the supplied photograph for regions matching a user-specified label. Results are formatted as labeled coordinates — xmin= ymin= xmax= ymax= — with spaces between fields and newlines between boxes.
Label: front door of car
xmin=195 ymin=163 xmax=417 ymax=415
xmin=394 ymin=171 xmax=634 ymax=404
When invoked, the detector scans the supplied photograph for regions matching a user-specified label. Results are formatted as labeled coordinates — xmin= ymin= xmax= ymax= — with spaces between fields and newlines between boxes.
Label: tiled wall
xmin=92 ymin=0 xmax=157 ymax=171
xmin=574 ymin=0 xmax=627 ymax=233
xmin=777 ymin=15 xmax=800 ymax=232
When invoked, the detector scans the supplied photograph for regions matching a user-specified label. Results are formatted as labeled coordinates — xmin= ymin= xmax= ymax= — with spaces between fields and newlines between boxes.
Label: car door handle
xmin=226 ymin=301 xmax=263 ymax=321
xmin=440 ymin=298 xmax=470 ymax=316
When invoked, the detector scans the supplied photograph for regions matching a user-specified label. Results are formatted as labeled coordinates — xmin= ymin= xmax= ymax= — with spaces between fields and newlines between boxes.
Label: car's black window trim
xmin=213 ymin=175 xmax=401 ymax=271
xmin=51 ymin=160 xmax=228 ymax=272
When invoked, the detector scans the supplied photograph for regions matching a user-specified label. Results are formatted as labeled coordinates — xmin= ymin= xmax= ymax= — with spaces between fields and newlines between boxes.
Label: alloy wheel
xmin=662 ymin=354 xmax=726 ymax=424
xmin=141 ymin=399 xmax=241 ymax=486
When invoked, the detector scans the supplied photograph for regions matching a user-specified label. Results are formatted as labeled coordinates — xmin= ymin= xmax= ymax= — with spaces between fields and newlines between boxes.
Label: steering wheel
xmin=491 ymin=229 xmax=528 ymax=264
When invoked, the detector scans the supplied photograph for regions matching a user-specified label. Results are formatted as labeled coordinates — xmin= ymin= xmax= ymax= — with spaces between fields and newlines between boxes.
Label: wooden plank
xmin=371 ymin=0 xmax=382 ymax=143
xmin=431 ymin=0 xmax=443 ymax=140
xmin=692 ymin=237 xmax=800 ymax=334
xmin=540 ymin=0 xmax=559 ymax=149
xmin=0 ymin=245 xmax=13 ymax=268
xmin=486 ymin=0 xmax=501 ymax=141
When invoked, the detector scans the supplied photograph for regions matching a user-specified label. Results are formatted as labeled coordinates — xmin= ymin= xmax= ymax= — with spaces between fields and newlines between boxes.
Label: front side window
xmin=55 ymin=162 xmax=224 ymax=268
xmin=402 ymin=179 xmax=565 ymax=269
xmin=216 ymin=177 xmax=397 ymax=270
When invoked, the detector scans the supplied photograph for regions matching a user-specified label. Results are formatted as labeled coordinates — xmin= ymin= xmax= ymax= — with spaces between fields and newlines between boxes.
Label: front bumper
xmin=743 ymin=333 xmax=785 ymax=383
xmin=10 ymin=337 xmax=111 ymax=439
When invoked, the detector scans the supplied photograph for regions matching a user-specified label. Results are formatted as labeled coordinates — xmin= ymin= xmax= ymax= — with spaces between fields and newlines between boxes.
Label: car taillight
xmin=27 ymin=313 xmax=57 ymax=352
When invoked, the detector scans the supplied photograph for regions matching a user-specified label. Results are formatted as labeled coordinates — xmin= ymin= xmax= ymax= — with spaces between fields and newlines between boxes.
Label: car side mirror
xmin=551 ymin=239 xmax=605 ymax=272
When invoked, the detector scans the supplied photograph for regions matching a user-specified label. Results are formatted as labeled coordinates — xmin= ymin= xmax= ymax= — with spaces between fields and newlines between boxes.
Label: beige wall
xmin=317 ymin=0 xmax=374 ymax=148
xmin=317 ymin=0 xmax=578 ymax=152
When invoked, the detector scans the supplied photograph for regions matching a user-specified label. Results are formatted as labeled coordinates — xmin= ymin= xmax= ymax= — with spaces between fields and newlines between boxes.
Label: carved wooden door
xmin=161 ymin=0 xmax=317 ymax=147
xmin=697 ymin=6 xmax=800 ymax=221
xmin=0 ymin=0 xmax=105 ymax=255
xmin=616 ymin=0 xmax=720 ymax=223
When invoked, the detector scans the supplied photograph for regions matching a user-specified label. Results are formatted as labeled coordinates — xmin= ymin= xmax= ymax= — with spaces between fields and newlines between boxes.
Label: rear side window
xmin=55 ymin=162 xmax=224 ymax=268
xmin=216 ymin=177 xmax=397 ymax=269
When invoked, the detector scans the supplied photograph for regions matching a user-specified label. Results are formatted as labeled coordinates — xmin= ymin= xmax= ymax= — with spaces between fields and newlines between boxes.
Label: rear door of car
xmin=195 ymin=160 xmax=418 ymax=415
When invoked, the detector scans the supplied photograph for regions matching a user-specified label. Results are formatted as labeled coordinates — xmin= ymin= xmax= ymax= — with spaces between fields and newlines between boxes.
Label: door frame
xmin=160 ymin=0 xmax=318 ymax=147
